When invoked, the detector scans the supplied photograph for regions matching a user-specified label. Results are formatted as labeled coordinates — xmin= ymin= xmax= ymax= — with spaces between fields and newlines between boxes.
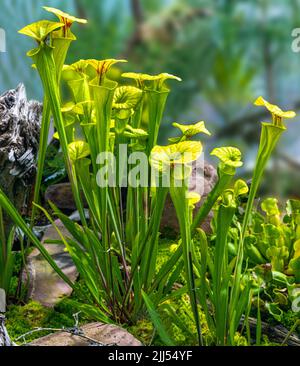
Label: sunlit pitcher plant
xmin=0 ymin=6 xmax=297 ymax=346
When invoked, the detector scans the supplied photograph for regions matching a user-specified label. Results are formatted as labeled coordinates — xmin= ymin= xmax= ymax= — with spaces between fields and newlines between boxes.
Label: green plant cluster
xmin=0 ymin=6 xmax=299 ymax=347
xmin=245 ymin=198 xmax=300 ymax=280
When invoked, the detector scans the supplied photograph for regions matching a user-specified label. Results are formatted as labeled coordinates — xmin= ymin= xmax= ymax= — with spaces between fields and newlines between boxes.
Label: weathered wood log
xmin=0 ymin=315 xmax=14 ymax=346
xmin=0 ymin=84 xmax=41 ymax=235
xmin=245 ymin=317 xmax=300 ymax=346
xmin=0 ymin=290 xmax=13 ymax=346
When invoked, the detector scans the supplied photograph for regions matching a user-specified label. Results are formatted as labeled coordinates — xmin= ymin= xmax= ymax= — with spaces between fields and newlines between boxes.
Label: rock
xmin=45 ymin=183 xmax=80 ymax=211
xmin=69 ymin=209 xmax=90 ymax=222
xmin=29 ymin=322 xmax=142 ymax=346
xmin=160 ymin=161 xmax=218 ymax=234
xmin=24 ymin=220 xmax=78 ymax=307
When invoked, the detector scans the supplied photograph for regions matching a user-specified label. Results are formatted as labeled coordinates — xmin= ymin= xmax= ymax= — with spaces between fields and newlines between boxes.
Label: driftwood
xmin=0 ymin=315 xmax=13 ymax=346
xmin=0 ymin=84 xmax=41 ymax=235
xmin=0 ymin=291 xmax=13 ymax=346
xmin=243 ymin=317 xmax=300 ymax=346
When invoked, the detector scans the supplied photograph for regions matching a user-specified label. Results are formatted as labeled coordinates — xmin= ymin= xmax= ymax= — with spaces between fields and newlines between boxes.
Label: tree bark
xmin=0 ymin=84 xmax=41 ymax=236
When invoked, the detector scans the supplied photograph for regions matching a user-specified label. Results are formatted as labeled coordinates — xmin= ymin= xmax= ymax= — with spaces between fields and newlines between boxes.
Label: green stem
xmin=30 ymin=98 xmax=51 ymax=228
xmin=30 ymin=36 xmax=74 ymax=228
xmin=0 ymin=207 xmax=6 ymax=261
xmin=213 ymin=204 xmax=236 ymax=345
xmin=191 ymin=171 xmax=233 ymax=232
xmin=30 ymin=44 xmax=87 ymax=229
xmin=229 ymin=123 xmax=285 ymax=341
xmin=170 ymin=181 xmax=203 ymax=346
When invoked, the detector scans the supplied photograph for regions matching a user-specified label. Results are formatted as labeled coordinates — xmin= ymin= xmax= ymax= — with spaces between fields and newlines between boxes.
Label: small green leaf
xmin=186 ymin=192 xmax=201 ymax=208
xmin=115 ymin=109 xmax=134 ymax=120
xmin=124 ymin=125 xmax=148 ymax=139
xmin=172 ymin=121 xmax=211 ymax=138
xmin=68 ymin=141 xmax=90 ymax=163
xmin=265 ymin=302 xmax=283 ymax=322
xmin=142 ymin=291 xmax=175 ymax=346
xmin=261 ymin=198 xmax=280 ymax=216
xmin=234 ymin=179 xmax=249 ymax=197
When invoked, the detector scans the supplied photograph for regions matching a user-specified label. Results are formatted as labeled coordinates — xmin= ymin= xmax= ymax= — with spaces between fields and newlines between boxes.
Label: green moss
xmin=160 ymin=294 xmax=213 ymax=346
xmin=6 ymin=301 xmax=62 ymax=343
xmin=5 ymin=297 xmax=94 ymax=344
xmin=127 ymin=319 xmax=154 ymax=345
xmin=156 ymin=239 xmax=178 ymax=270
xmin=127 ymin=293 xmax=214 ymax=346
xmin=280 ymin=310 xmax=300 ymax=337
xmin=233 ymin=332 xmax=248 ymax=346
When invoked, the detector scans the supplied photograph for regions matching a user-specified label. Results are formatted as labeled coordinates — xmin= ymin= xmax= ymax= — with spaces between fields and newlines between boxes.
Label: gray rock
xmin=29 ymin=322 xmax=142 ymax=346
xmin=24 ymin=219 xmax=78 ymax=307
xmin=45 ymin=183 xmax=88 ymax=211
xmin=160 ymin=161 xmax=218 ymax=234
xmin=45 ymin=183 xmax=78 ymax=211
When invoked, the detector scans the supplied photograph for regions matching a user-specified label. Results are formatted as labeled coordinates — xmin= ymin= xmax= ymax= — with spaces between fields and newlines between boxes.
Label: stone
xmin=160 ymin=161 xmax=218 ymax=234
xmin=29 ymin=322 xmax=142 ymax=346
xmin=24 ymin=219 xmax=78 ymax=307
xmin=45 ymin=183 xmax=80 ymax=211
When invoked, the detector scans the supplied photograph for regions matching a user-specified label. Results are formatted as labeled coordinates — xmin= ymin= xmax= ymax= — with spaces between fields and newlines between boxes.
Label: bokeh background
xmin=1 ymin=0 xmax=300 ymax=198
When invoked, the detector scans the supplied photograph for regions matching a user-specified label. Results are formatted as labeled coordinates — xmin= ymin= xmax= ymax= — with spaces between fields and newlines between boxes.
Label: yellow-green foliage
xmin=233 ymin=332 xmax=248 ymax=346
xmin=156 ymin=239 xmax=185 ymax=284
xmin=127 ymin=294 xmax=213 ymax=346
xmin=159 ymin=294 xmax=213 ymax=346
xmin=126 ymin=319 xmax=154 ymax=345
xmin=127 ymin=239 xmax=213 ymax=345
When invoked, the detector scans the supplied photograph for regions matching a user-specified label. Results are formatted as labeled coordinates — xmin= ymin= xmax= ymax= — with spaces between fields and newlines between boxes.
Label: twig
xmin=281 ymin=320 xmax=300 ymax=346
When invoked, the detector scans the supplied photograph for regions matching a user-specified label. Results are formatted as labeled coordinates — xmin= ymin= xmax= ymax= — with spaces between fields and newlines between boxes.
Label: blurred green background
xmin=1 ymin=0 xmax=300 ymax=198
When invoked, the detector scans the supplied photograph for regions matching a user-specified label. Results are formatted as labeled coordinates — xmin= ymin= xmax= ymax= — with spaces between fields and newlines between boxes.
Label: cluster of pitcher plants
xmin=0 ymin=7 xmax=299 ymax=346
